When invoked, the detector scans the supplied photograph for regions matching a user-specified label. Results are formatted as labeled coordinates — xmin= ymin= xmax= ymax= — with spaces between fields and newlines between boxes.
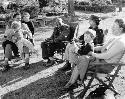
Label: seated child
xmin=75 ymin=29 xmax=95 ymax=55
xmin=64 ymin=29 xmax=96 ymax=88
xmin=67 ymin=29 xmax=96 ymax=68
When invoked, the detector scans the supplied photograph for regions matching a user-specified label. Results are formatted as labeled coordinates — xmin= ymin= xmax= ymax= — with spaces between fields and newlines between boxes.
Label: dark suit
xmin=41 ymin=24 xmax=70 ymax=59
xmin=89 ymin=26 xmax=104 ymax=45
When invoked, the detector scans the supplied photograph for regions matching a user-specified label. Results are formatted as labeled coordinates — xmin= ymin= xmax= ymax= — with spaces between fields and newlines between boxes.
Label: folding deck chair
xmin=67 ymin=62 xmax=125 ymax=99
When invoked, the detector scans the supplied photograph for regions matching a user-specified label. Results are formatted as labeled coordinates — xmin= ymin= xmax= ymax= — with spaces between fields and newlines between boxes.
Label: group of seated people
xmin=63 ymin=18 xmax=125 ymax=90
xmin=1 ymin=13 xmax=106 ymax=72
xmin=2 ymin=12 xmax=35 ymax=71
xmin=41 ymin=14 xmax=125 ymax=90
xmin=1 ymin=12 xmax=125 ymax=94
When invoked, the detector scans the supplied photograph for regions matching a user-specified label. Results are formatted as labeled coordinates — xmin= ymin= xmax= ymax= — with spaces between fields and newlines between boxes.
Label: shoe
xmin=23 ymin=63 xmax=30 ymax=70
xmin=46 ymin=60 xmax=55 ymax=67
xmin=1 ymin=65 xmax=11 ymax=72
xmin=63 ymin=83 xmax=77 ymax=92
xmin=64 ymin=83 xmax=72 ymax=89
xmin=60 ymin=61 xmax=71 ymax=71
xmin=13 ymin=57 xmax=21 ymax=63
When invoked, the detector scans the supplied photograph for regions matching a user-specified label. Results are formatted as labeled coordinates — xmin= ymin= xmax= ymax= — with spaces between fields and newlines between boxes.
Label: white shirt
xmin=92 ymin=34 xmax=125 ymax=63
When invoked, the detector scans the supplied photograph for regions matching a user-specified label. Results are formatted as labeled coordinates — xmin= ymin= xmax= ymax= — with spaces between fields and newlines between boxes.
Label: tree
xmin=118 ymin=0 xmax=122 ymax=12
xmin=39 ymin=0 xmax=48 ymax=8
xmin=68 ymin=0 xmax=74 ymax=16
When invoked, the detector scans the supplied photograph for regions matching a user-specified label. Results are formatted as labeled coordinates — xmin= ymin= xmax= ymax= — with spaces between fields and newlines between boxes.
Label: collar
xmin=89 ymin=26 xmax=98 ymax=30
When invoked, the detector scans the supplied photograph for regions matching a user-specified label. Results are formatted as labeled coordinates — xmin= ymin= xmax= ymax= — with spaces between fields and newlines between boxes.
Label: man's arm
xmin=22 ymin=23 xmax=32 ymax=38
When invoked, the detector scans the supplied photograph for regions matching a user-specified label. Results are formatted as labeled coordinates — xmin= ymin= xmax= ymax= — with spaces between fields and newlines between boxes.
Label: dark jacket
xmin=66 ymin=26 xmax=75 ymax=42
xmin=76 ymin=26 xmax=104 ymax=46
xmin=50 ymin=25 xmax=70 ymax=42
xmin=22 ymin=20 xmax=34 ymax=36
xmin=78 ymin=43 xmax=92 ymax=55
xmin=89 ymin=26 xmax=104 ymax=45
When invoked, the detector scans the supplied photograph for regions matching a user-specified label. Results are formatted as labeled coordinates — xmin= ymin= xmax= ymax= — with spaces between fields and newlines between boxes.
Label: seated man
xmin=41 ymin=18 xmax=70 ymax=66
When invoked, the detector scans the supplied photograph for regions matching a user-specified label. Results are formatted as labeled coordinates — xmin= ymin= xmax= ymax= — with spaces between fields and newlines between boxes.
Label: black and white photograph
xmin=0 ymin=0 xmax=125 ymax=99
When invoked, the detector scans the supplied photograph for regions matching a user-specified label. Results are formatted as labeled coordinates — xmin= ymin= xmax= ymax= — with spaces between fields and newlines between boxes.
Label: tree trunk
xmin=68 ymin=0 xmax=74 ymax=16
xmin=118 ymin=0 xmax=122 ymax=12
xmin=68 ymin=0 xmax=77 ymax=23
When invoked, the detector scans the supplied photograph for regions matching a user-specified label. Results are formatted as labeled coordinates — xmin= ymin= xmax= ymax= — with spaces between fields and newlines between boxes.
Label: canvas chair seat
xmin=66 ymin=52 xmax=125 ymax=99
xmin=88 ymin=62 xmax=115 ymax=74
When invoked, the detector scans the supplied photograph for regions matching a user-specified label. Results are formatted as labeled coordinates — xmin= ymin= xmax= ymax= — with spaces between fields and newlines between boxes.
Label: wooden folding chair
xmin=67 ymin=62 xmax=125 ymax=99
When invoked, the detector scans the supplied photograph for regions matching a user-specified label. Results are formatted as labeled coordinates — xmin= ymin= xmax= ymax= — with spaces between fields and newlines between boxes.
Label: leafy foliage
xmin=21 ymin=6 xmax=39 ymax=19
xmin=92 ymin=0 xmax=112 ymax=6
xmin=75 ymin=0 xmax=112 ymax=6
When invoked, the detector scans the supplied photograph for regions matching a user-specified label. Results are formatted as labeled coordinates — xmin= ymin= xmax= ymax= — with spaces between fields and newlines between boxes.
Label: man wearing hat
xmin=41 ymin=18 xmax=70 ymax=66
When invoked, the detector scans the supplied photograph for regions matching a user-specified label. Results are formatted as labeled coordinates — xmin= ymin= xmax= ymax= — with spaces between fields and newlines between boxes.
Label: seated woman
xmin=64 ymin=19 xmax=125 ymax=88
xmin=61 ymin=15 xmax=104 ymax=71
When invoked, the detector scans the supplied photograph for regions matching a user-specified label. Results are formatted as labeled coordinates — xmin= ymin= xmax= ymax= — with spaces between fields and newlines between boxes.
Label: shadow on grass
xmin=2 ymin=63 xmax=70 ymax=99
xmin=0 ymin=60 xmax=47 ymax=86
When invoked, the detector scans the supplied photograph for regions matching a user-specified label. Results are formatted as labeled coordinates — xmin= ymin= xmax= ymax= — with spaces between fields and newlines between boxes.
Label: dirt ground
xmin=0 ymin=10 xmax=125 ymax=99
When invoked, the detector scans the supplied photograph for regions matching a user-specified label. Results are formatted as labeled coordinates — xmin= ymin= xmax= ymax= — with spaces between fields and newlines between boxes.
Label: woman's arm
xmin=92 ymin=40 xmax=124 ymax=59
xmin=94 ymin=37 xmax=116 ymax=52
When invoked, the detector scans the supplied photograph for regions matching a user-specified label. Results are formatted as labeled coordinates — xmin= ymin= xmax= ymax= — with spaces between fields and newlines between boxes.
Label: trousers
xmin=41 ymin=41 xmax=65 ymax=59
xmin=2 ymin=40 xmax=19 ymax=59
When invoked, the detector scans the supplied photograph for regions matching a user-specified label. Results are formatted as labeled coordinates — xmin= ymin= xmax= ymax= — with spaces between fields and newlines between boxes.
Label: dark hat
xmin=89 ymin=15 xmax=101 ymax=22
xmin=89 ymin=15 xmax=101 ymax=26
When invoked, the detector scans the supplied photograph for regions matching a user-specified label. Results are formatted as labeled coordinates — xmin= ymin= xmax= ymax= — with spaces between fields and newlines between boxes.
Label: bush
xmin=21 ymin=6 xmax=39 ymax=19
xmin=78 ymin=2 xmax=90 ymax=6
xmin=92 ymin=0 xmax=107 ymax=6
xmin=74 ymin=5 xmax=116 ymax=13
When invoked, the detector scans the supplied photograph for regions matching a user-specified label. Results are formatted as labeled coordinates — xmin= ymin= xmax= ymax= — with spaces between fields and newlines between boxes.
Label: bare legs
xmin=65 ymin=55 xmax=90 ymax=88
xmin=65 ymin=66 xmax=79 ymax=88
